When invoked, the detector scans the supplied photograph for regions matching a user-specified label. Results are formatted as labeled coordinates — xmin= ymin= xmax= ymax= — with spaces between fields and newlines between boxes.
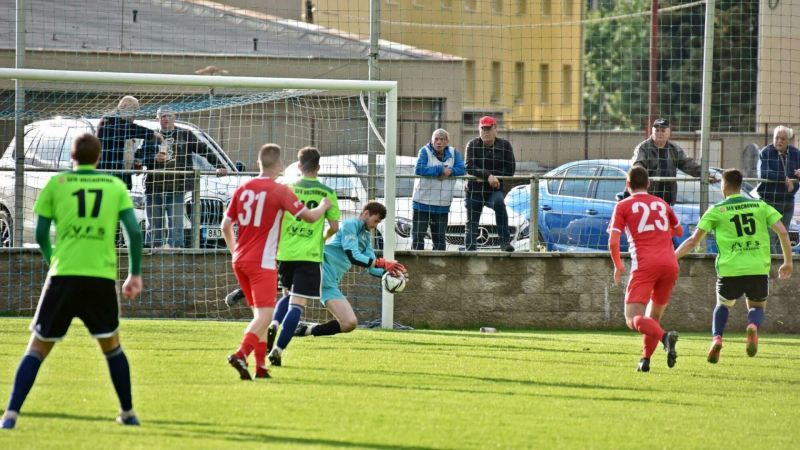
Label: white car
xmin=283 ymin=154 xmax=509 ymax=251
xmin=0 ymin=117 xmax=249 ymax=248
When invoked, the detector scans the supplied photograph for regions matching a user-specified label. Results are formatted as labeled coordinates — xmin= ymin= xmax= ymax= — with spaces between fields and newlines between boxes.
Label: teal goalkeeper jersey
xmin=33 ymin=165 xmax=134 ymax=280
xmin=277 ymin=177 xmax=341 ymax=262
xmin=697 ymin=194 xmax=782 ymax=277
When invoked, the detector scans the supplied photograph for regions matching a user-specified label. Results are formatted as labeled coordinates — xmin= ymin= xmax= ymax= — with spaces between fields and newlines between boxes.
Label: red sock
xmin=632 ymin=315 xmax=664 ymax=358
xmin=236 ymin=332 xmax=260 ymax=359
xmin=254 ymin=341 xmax=267 ymax=369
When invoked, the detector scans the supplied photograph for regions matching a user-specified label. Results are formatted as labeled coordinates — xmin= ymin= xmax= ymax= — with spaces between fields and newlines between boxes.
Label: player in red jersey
xmin=222 ymin=143 xmax=331 ymax=380
xmin=608 ymin=166 xmax=682 ymax=372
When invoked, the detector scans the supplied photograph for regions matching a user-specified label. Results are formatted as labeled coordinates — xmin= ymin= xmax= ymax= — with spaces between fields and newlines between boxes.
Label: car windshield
xmin=675 ymin=172 xmax=731 ymax=204
xmin=354 ymin=163 xmax=416 ymax=197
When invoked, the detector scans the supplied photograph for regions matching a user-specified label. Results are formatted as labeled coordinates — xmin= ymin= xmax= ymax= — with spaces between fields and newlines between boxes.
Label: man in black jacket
xmin=142 ymin=107 xmax=228 ymax=248
xmin=464 ymin=116 xmax=516 ymax=252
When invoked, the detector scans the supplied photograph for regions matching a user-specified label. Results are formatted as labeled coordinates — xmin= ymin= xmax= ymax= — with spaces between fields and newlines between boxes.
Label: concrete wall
xmin=3 ymin=249 xmax=799 ymax=333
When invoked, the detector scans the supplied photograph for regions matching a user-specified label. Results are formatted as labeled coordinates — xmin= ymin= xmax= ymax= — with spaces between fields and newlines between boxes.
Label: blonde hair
xmin=258 ymin=143 xmax=283 ymax=169
xmin=116 ymin=95 xmax=140 ymax=112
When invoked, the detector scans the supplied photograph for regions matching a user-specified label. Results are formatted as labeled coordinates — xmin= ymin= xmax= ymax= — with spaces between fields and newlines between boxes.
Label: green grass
xmin=1 ymin=318 xmax=799 ymax=449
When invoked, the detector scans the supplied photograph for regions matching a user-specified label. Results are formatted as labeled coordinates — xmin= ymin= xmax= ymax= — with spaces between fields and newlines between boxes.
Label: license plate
xmin=203 ymin=227 xmax=223 ymax=239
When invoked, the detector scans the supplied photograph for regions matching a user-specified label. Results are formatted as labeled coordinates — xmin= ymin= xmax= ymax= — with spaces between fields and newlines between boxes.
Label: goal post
xmin=0 ymin=68 xmax=400 ymax=329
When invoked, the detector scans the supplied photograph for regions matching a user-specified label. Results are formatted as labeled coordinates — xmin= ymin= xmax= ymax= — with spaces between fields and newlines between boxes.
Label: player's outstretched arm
xmin=771 ymin=221 xmax=794 ymax=279
xmin=120 ymin=208 xmax=143 ymax=299
xmin=298 ymin=197 xmax=332 ymax=223
xmin=324 ymin=219 xmax=339 ymax=241
xmin=675 ymin=229 xmax=706 ymax=259
xmin=607 ymin=230 xmax=625 ymax=285
xmin=221 ymin=217 xmax=236 ymax=255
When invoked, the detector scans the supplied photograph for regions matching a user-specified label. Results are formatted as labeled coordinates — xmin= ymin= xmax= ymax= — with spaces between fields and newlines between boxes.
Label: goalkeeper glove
xmin=374 ymin=257 xmax=406 ymax=275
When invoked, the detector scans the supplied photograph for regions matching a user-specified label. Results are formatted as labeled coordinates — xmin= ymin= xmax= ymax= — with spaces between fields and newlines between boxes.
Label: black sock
xmin=311 ymin=320 xmax=342 ymax=337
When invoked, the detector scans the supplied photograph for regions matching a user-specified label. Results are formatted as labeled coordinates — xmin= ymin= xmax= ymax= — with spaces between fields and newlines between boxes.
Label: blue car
xmin=505 ymin=159 xmax=798 ymax=253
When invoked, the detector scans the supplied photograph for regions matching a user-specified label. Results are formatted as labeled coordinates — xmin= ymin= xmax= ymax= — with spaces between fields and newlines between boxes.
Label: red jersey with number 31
xmin=225 ymin=177 xmax=306 ymax=269
xmin=608 ymin=192 xmax=680 ymax=271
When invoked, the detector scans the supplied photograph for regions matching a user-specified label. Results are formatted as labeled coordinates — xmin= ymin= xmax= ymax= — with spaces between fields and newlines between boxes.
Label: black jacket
xmin=464 ymin=136 xmax=516 ymax=196
xmin=631 ymin=138 xmax=701 ymax=205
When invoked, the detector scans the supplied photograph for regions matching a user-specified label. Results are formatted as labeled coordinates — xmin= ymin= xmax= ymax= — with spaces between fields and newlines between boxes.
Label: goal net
xmin=0 ymin=68 xmax=400 ymax=325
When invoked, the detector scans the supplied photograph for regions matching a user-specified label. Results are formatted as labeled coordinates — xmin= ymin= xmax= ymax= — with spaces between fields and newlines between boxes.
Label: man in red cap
xmin=464 ymin=116 xmax=516 ymax=252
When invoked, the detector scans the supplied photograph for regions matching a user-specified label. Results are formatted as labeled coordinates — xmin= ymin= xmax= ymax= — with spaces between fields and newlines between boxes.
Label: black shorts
xmin=278 ymin=261 xmax=322 ymax=299
xmin=31 ymin=276 xmax=120 ymax=341
xmin=716 ymin=275 xmax=769 ymax=301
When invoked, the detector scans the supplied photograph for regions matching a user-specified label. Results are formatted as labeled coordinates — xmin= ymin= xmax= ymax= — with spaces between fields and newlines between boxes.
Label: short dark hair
xmin=258 ymin=143 xmax=282 ymax=169
xmin=71 ymin=132 xmax=101 ymax=165
xmin=628 ymin=166 xmax=649 ymax=190
xmin=722 ymin=168 xmax=743 ymax=191
xmin=297 ymin=146 xmax=321 ymax=173
xmin=363 ymin=201 xmax=387 ymax=220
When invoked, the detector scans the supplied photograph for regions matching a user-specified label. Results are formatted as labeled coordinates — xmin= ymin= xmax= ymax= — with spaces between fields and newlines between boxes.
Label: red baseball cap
xmin=479 ymin=116 xmax=497 ymax=127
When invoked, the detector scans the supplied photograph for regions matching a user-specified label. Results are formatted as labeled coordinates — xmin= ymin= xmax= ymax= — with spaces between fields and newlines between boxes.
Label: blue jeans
xmin=465 ymin=190 xmax=509 ymax=251
xmin=768 ymin=200 xmax=794 ymax=254
xmin=412 ymin=209 xmax=448 ymax=251
xmin=145 ymin=191 xmax=185 ymax=247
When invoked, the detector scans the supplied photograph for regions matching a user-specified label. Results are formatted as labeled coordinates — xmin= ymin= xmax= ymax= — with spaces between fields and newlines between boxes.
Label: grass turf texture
xmin=1 ymin=318 xmax=799 ymax=449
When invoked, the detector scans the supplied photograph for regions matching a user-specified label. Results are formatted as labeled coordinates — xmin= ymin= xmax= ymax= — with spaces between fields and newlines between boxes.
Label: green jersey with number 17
xmin=277 ymin=177 xmax=341 ymax=262
xmin=33 ymin=165 xmax=135 ymax=280
xmin=696 ymin=194 xmax=782 ymax=277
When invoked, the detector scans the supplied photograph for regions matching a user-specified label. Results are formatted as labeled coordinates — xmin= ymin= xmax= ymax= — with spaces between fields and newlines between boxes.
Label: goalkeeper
xmin=293 ymin=201 xmax=406 ymax=338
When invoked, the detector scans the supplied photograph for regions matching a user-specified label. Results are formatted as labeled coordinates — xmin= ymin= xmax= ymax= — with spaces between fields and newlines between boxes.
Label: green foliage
xmin=1 ymin=318 xmax=799 ymax=449
xmin=584 ymin=1 xmax=757 ymax=132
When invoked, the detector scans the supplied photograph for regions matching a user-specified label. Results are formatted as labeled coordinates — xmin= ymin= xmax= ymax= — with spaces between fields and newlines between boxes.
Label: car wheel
xmin=0 ymin=209 xmax=12 ymax=248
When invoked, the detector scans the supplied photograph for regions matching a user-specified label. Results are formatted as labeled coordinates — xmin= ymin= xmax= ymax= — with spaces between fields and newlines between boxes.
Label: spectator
xmin=412 ymin=128 xmax=465 ymax=250
xmin=631 ymin=118 xmax=704 ymax=206
xmin=96 ymin=95 xmax=161 ymax=189
xmin=464 ymin=116 xmax=515 ymax=252
xmin=756 ymin=125 xmax=800 ymax=254
xmin=143 ymin=107 xmax=228 ymax=248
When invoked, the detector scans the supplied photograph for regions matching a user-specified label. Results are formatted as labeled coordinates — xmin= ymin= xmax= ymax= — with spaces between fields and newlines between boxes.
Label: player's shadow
xmin=22 ymin=410 xmax=217 ymax=427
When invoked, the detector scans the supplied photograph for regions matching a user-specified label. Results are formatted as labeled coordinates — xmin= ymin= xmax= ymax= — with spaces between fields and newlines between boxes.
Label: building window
xmin=539 ymin=64 xmax=549 ymax=104
xmin=516 ymin=0 xmax=527 ymax=15
xmin=562 ymin=64 xmax=572 ymax=105
xmin=492 ymin=0 xmax=503 ymax=13
xmin=541 ymin=0 xmax=551 ymax=15
xmin=465 ymin=60 xmax=476 ymax=102
xmin=491 ymin=61 xmax=502 ymax=103
xmin=464 ymin=0 xmax=477 ymax=11
xmin=562 ymin=0 xmax=572 ymax=16
xmin=514 ymin=62 xmax=525 ymax=105
xmin=412 ymin=0 xmax=426 ymax=8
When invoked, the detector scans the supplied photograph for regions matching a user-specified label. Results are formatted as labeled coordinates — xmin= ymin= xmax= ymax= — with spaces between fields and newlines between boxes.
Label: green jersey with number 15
xmin=697 ymin=194 xmax=782 ymax=277
xmin=33 ymin=165 xmax=134 ymax=280
xmin=277 ymin=177 xmax=341 ymax=263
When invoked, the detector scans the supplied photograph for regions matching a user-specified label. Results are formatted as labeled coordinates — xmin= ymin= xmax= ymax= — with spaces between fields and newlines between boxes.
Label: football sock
xmin=273 ymin=295 xmax=290 ymax=325
xmin=747 ymin=307 xmax=764 ymax=328
xmin=236 ymin=332 xmax=260 ymax=358
xmin=105 ymin=346 xmax=133 ymax=412
xmin=712 ymin=304 xmax=730 ymax=337
xmin=632 ymin=315 xmax=664 ymax=358
xmin=277 ymin=304 xmax=304 ymax=350
xmin=5 ymin=351 xmax=44 ymax=413
xmin=311 ymin=320 xmax=342 ymax=337
xmin=254 ymin=341 xmax=267 ymax=369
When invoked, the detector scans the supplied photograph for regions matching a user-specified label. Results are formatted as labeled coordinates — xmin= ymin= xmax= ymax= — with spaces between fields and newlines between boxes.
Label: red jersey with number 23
xmin=225 ymin=176 xmax=306 ymax=269
xmin=608 ymin=192 xmax=680 ymax=271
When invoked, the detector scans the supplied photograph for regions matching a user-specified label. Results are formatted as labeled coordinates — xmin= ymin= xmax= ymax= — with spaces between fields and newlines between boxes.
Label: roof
xmin=0 ymin=0 xmax=461 ymax=61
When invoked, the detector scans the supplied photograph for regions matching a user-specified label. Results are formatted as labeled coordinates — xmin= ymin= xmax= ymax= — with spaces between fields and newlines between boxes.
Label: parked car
xmin=0 ymin=117 xmax=248 ymax=248
xmin=505 ymin=159 xmax=800 ymax=253
xmin=283 ymin=154 xmax=508 ymax=251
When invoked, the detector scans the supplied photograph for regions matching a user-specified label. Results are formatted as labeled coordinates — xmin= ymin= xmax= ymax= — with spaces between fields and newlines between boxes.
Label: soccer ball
xmin=382 ymin=271 xmax=407 ymax=294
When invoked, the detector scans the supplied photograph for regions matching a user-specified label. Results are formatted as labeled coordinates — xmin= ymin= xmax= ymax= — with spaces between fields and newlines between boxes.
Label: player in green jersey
xmin=675 ymin=169 xmax=792 ymax=364
xmin=1 ymin=133 xmax=144 ymax=430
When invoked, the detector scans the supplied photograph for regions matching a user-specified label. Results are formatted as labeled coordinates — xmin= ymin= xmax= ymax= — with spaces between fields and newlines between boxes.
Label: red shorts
xmin=233 ymin=262 xmax=278 ymax=308
xmin=625 ymin=264 xmax=679 ymax=305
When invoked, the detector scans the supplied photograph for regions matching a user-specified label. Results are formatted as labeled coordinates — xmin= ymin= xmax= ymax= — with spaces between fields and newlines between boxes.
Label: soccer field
xmin=1 ymin=318 xmax=798 ymax=449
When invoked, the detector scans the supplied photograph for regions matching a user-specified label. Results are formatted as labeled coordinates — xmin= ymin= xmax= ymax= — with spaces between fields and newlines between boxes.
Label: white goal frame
xmin=0 ymin=68 xmax=401 ymax=329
